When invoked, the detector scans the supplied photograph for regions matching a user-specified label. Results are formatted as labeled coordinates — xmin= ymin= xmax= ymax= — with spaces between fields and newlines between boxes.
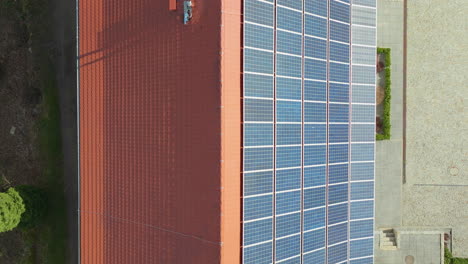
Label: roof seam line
xmin=79 ymin=210 xmax=222 ymax=246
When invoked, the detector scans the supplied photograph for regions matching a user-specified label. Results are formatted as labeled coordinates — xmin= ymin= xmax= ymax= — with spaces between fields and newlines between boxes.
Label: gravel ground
xmin=404 ymin=0 xmax=468 ymax=258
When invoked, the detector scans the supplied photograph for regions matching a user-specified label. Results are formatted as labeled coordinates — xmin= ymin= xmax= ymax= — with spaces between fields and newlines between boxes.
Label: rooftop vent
xmin=184 ymin=1 xmax=193 ymax=24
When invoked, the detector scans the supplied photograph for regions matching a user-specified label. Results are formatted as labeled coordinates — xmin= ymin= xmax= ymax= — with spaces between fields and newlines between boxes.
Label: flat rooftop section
xmin=404 ymin=0 xmax=468 ymax=258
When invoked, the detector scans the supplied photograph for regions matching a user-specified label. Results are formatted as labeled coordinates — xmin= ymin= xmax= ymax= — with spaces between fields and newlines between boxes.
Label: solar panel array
xmin=242 ymin=0 xmax=376 ymax=263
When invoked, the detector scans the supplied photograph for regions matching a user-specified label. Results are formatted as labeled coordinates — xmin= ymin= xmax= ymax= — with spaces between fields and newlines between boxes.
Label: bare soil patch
xmin=0 ymin=5 xmax=49 ymax=264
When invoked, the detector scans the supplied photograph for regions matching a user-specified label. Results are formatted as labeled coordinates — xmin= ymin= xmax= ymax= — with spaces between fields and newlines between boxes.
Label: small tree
xmin=0 ymin=188 xmax=25 ymax=232
xmin=16 ymin=185 xmax=47 ymax=229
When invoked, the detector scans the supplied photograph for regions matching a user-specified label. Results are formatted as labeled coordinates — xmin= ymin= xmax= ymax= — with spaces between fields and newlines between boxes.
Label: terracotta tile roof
xmin=79 ymin=0 xmax=241 ymax=263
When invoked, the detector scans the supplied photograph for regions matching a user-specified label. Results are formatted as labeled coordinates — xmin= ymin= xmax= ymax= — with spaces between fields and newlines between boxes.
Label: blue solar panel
xmin=352 ymin=124 xmax=375 ymax=142
xmin=353 ymin=0 xmax=376 ymax=7
xmin=277 ymin=7 xmax=303 ymax=33
xmin=330 ymin=41 xmax=350 ymax=63
xmin=244 ymin=123 xmax=274 ymax=146
xmin=277 ymin=124 xmax=302 ymax=145
xmin=304 ymin=15 xmax=327 ymax=38
xmin=304 ymin=145 xmax=327 ymax=166
xmin=304 ymin=166 xmax=326 ymax=187
xmin=330 ymin=20 xmax=350 ymax=43
xmin=276 ymin=212 xmax=301 ymax=238
xmin=277 ymin=100 xmax=302 ymax=122
xmin=305 ymin=37 xmax=327 ymax=59
xmin=304 ymin=187 xmax=326 ymax=209
xmin=244 ymin=0 xmax=274 ymax=26
xmin=305 ymin=0 xmax=328 ymax=17
xmin=329 ymin=103 xmax=349 ymax=122
xmin=330 ymin=62 xmax=350 ymax=83
xmin=243 ymin=0 xmax=376 ymax=263
xmin=304 ymin=80 xmax=327 ymax=101
xmin=276 ymin=235 xmax=301 ymax=261
xmin=244 ymin=73 xmax=274 ymax=98
xmin=304 ymin=102 xmax=327 ymax=122
xmin=330 ymin=0 xmax=350 ymax=23
xmin=243 ymin=242 xmax=273 ymax=264
xmin=244 ymin=170 xmax=274 ymax=196
xmin=245 ymin=23 xmax=274 ymax=50
xmin=351 ymin=200 xmax=374 ymax=219
xmin=329 ymin=124 xmax=349 ymax=143
xmin=244 ymin=147 xmax=273 ymax=171
xmin=303 ymin=228 xmax=326 ymax=252
xmin=304 ymin=208 xmax=326 ymax=230
xmin=329 ymin=83 xmax=350 ymax=102
xmin=277 ymin=77 xmax=302 ymax=100
xmin=352 ymin=84 xmax=375 ymax=103
xmin=244 ymin=218 xmax=273 ymax=245
xmin=277 ymin=54 xmax=303 ymax=78
xmin=329 ymin=144 xmax=349 ymax=164
xmin=351 ymin=162 xmax=374 ymax=181
xmin=328 ymin=242 xmax=348 ymax=263
xmin=351 ymin=143 xmax=374 ymax=162
xmin=350 ymin=238 xmax=374 ymax=259
xmin=353 ymin=65 xmax=376 ymax=84
xmin=328 ymin=222 xmax=348 ymax=245
xmin=303 ymin=249 xmax=326 ymax=264
xmin=351 ymin=181 xmax=374 ymax=200
xmin=276 ymin=146 xmax=302 ymax=168
xmin=350 ymin=219 xmax=374 ymax=239
xmin=328 ymin=203 xmax=348 ymax=225
xmin=277 ymin=0 xmax=302 ymax=10
xmin=351 ymin=257 xmax=374 ymax=264
xmin=276 ymin=190 xmax=301 ymax=215
xmin=328 ymin=163 xmax=349 ymax=184
xmin=328 ymin=183 xmax=349 ymax=204
xmin=304 ymin=124 xmax=327 ymax=144
xmin=244 ymin=195 xmax=273 ymax=221
xmin=280 ymin=256 xmax=302 ymax=264
xmin=277 ymin=30 xmax=303 ymax=56
xmin=276 ymin=168 xmax=302 ymax=191
xmin=305 ymin=59 xmax=327 ymax=80
xmin=245 ymin=48 xmax=274 ymax=74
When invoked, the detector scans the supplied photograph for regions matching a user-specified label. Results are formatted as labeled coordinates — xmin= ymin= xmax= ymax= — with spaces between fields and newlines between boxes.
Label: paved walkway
xmin=374 ymin=0 xmax=446 ymax=263
xmin=375 ymin=0 xmax=404 ymax=229
xmin=374 ymin=0 xmax=468 ymax=262
xmin=51 ymin=0 xmax=78 ymax=263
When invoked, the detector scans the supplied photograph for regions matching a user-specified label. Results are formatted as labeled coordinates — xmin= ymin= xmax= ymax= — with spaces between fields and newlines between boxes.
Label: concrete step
xmin=381 ymin=241 xmax=397 ymax=247
xmin=382 ymin=237 xmax=396 ymax=242
xmin=381 ymin=245 xmax=398 ymax=251
xmin=384 ymin=233 xmax=395 ymax=238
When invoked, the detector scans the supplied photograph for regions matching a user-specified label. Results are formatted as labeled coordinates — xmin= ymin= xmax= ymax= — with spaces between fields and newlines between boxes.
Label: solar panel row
xmin=243 ymin=0 xmax=376 ymax=263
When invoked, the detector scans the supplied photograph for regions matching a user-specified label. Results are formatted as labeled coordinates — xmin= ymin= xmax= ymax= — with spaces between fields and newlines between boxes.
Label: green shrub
xmin=16 ymin=185 xmax=48 ymax=229
xmin=0 ymin=188 xmax=25 ymax=232
xmin=376 ymin=47 xmax=392 ymax=140
xmin=452 ymin=258 xmax=468 ymax=264
xmin=446 ymin=248 xmax=454 ymax=264
xmin=445 ymin=248 xmax=468 ymax=264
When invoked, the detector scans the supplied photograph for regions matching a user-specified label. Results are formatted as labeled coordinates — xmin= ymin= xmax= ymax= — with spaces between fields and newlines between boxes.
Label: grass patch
xmin=376 ymin=47 xmax=392 ymax=140
xmin=36 ymin=62 xmax=67 ymax=264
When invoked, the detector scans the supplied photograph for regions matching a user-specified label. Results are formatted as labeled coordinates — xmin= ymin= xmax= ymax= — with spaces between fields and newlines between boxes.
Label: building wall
xmin=79 ymin=0 xmax=235 ymax=263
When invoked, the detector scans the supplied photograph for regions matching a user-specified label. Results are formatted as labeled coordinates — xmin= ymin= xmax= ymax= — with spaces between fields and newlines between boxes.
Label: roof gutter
xmin=76 ymin=0 xmax=81 ymax=261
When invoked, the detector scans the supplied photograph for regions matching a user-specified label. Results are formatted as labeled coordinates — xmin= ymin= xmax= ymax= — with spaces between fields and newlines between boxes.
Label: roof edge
xmin=219 ymin=0 xmax=242 ymax=263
